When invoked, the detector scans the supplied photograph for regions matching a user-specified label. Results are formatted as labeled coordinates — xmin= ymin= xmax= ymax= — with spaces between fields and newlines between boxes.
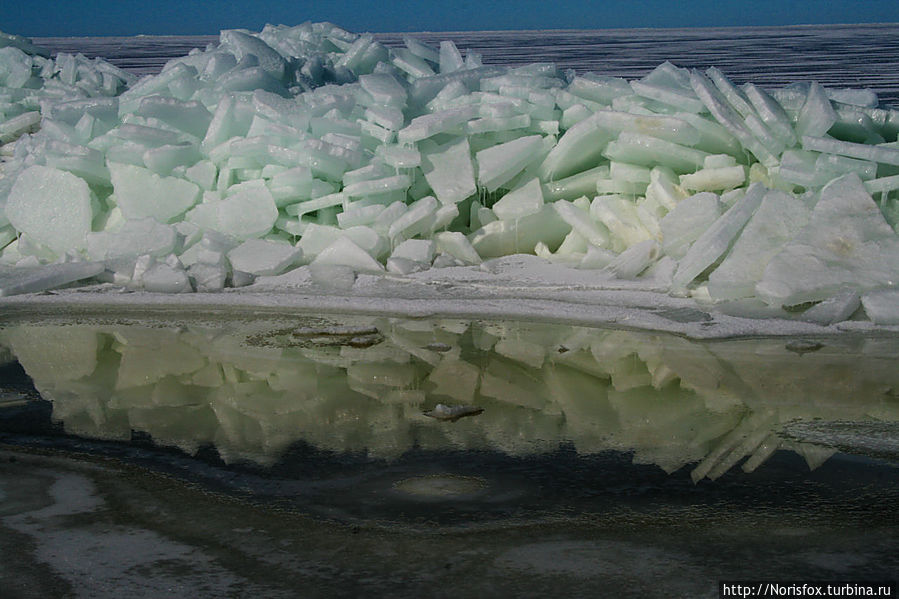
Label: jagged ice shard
xmin=0 ymin=22 xmax=898 ymax=329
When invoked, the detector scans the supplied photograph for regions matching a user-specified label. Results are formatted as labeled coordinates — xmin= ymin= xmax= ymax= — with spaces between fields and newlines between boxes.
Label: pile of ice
xmin=0 ymin=31 xmax=134 ymax=145
xmin=1 ymin=23 xmax=899 ymax=324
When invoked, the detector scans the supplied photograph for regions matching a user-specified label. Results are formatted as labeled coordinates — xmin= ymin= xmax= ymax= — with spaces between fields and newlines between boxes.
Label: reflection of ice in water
xmin=392 ymin=474 xmax=488 ymax=499
xmin=1 ymin=315 xmax=897 ymax=480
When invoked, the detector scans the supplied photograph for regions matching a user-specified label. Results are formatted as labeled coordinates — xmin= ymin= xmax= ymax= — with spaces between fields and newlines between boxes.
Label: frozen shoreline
xmin=2 ymin=258 xmax=896 ymax=340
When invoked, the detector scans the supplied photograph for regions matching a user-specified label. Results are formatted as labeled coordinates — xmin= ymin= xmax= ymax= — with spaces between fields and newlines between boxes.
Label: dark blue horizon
xmin=4 ymin=0 xmax=899 ymax=37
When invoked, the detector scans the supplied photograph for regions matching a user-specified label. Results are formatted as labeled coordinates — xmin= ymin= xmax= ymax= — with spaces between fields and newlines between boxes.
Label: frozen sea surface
xmin=34 ymin=23 xmax=899 ymax=106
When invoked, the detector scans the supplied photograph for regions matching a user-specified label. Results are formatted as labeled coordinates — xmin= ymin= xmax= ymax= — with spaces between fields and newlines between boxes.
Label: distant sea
xmin=33 ymin=23 xmax=899 ymax=107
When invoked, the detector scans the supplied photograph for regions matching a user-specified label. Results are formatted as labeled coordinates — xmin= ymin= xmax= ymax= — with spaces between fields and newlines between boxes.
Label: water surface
xmin=1 ymin=311 xmax=896 ymax=597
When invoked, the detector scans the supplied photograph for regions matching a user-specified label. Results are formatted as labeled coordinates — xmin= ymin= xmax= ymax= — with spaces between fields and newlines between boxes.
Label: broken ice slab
xmin=706 ymin=67 xmax=755 ymax=119
xmin=801 ymin=135 xmax=899 ymax=166
xmin=87 ymin=218 xmax=180 ymax=263
xmin=756 ymin=174 xmax=899 ymax=307
xmin=419 ymin=137 xmax=477 ymax=205
xmin=296 ymin=223 xmax=386 ymax=261
xmin=311 ymin=237 xmax=384 ymax=273
xmin=815 ymin=153 xmax=878 ymax=181
xmin=220 ymin=29 xmax=287 ymax=80
xmin=390 ymin=239 xmax=436 ymax=265
xmin=341 ymin=174 xmax=412 ymax=198
xmin=476 ymin=134 xmax=544 ymax=192
xmin=689 ymin=70 xmax=779 ymax=167
xmin=679 ymin=165 xmax=746 ymax=192
xmin=143 ymin=142 xmax=202 ymax=176
xmin=188 ymin=262 xmax=227 ymax=292
xmin=588 ymin=196 xmax=652 ymax=251
xmin=109 ymin=161 xmax=201 ymax=222
xmin=388 ymin=196 xmax=438 ymax=240
xmin=604 ymin=239 xmax=660 ymax=279
xmin=0 ymin=110 xmax=40 ymax=143
xmin=135 ymin=96 xmax=214 ymax=139
xmin=470 ymin=205 xmax=569 ymax=258
xmin=391 ymin=47 xmax=436 ymax=79
xmin=800 ymin=288 xmax=861 ymax=325
xmin=397 ymin=105 xmax=477 ymax=144
xmin=374 ymin=144 xmax=420 ymax=169
xmin=555 ymin=200 xmax=610 ymax=248
xmin=565 ymin=73 xmax=631 ymax=105
xmin=226 ymin=239 xmax=303 ymax=276
xmin=538 ymin=113 xmax=616 ymax=180
xmin=777 ymin=149 xmax=835 ymax=189
xmin=491 ymin=178 xmax=544 ymax=221
xmin=861 ymin=290 xmax=899 ymax=325
xmin=600 ymin=110 xmax=701 ymax=145
xmin=433 ymin=231 xmax=481 ymax=265
xmin=630 ymin=79 xmax=705 ymax=113
xmin=142 ymin=260 xmax=192 ymax=293
xmin=865 ymin=174 xmax=899 ymax=196
xmin=672 ymin=183 xmax=765 ymax=290
xmin=795 ymin=82 xmax=838 ymax=139
xmin=541 ymin=165 xmax=609 ymax=202
xmin=707 ymin=189 xmax=810 ymax=301
xmin=603 ymin=132 xmax=709 ymax=173
xmin=659 ymin=192 xmax=721 ymax=259
xmin=186 ymin=184 xmax=278 ymax=240
xmin=5 ymin=165 xmax=93 ymax=255
xmin=0 ymin=261 xmax=104 ymax=296
xmin=742 ymin=83 xmax=797 ymax=148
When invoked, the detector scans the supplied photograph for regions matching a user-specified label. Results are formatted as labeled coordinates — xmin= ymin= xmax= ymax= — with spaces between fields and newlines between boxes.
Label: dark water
xmin=34 ymin=23 xmax=899 ymax=106
xmin=0 ymin=311 xmax=897 ymax=597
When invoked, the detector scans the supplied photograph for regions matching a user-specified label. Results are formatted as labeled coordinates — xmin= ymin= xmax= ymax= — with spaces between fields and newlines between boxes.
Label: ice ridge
xmin=1 ymin=23 xmax=898 ymax=326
